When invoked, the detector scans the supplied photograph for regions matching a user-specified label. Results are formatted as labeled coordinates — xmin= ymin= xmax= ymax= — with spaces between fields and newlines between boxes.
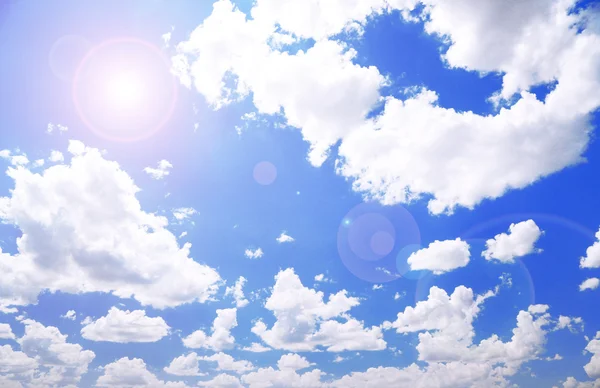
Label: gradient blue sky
xmin=1 ymin=1 xmax=600 ymax=387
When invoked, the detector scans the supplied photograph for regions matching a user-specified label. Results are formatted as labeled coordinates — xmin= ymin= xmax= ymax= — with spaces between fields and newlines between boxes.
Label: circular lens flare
xmin=73 ymin=37 xmax=177 ymax=142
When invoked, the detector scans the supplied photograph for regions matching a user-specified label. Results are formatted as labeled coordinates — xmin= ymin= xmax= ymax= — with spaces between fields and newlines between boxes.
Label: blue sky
xmin=1 ymin=0 xmax=600 ymax=387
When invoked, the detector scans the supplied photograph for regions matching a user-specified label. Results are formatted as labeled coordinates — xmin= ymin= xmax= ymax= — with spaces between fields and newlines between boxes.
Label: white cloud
xmin=556 ymin=315 xmax=584 ymax=333
xmin=49 ymin=150 xmax=64 ymax=163
xmin=338 ymin=284 xmax=572 ymax=387
xmin=581 ymin=228 xmax=600 ymax=269
xmin=580 ymin=278 xmax=600 ymax=291
xmin=584 ymin=332 xmax=600 ymax=380
xmin=276 ymin=231 xmax=295 ymax=243
xmin=46 ymin=123 xmax=68 ymax=134
xmin=18 ymin=319 xmax=95 ymax=387
xmin=244 ymin=247 xmax=264 ymax=259
xmin=0 ymin=142 xmax=221 ymax=310
xmin=277 ymin=353 xmax=312 ymax=371
xmin=372 ymin=284 xmax=383 ymax=290
xmin=314 ymin=273 xmax=332 ymax=283
xmin=0 ymin=323 xmax=15 ymax=340
xmin=175 ymin=0 xmax=600 ymax=215
xmin=252 ymin=268 xmax=386 ymax=352
xmin=225 ymin=276 xmax=249 ymax=308
xmin=241 ymin=343 xmax=271 ymax=353
xmin=164 ymin=352 xmax=204 ymax=377
xmin=81 ymin=307 xmax=170 ymax=343
xmin=144 ymin=159 xmax=173 ymax=180
xmin=61 ymin=310 xmax=76 ymax=320
xmin=407 ymin=238 xmax=470 ymax=274
xmin=198 ymin=373 xmax=243 ymax=388
xmin=242 ymin=353 xmax=325 ymax=388
xmin=394 ymin=292 xmax=405 ymax=301
xmin=97 ymin=357 xmax=189 ymax=387
xmin=0 ymin=344 xmax=37 ymax=377
xmin=172 ymin=207 xmax=198 ymax=221
xmin=482 ymin=220 xmax=543 ymax=263
xmin=199 ymin=352 xmax=254 ymax=374
xmin=32 ymin=159 xmax=44 ymax=168
xmin=0 ymin=150 xmax=29 ymax=166
xmin=183 ymin=308 xmax=238 ymax=351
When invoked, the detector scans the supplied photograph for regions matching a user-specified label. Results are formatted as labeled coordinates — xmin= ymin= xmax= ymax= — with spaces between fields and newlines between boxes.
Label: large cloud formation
xmin=173 ymin=0 xmax=600 ymax=214
xmin=0 ymin=141 xmax=221 ymax=311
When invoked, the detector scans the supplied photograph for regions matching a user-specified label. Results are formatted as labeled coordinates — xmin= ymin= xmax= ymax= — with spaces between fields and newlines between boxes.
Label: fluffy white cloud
xmin=581 ymin=228 xmax=600 ymax=269
xmin=175 ymin=0 xmax=600 ymax=214
xmin=60 ymin=310 xmax=76 ymax=321
xmin=244 ymin=247 xmax=264 ymax=259
xmin=314 ymin=273 xmax=332 ymax=283
xmin=276 ymin=231 xmax=295 ymax=243
xmin=49 ymin=150 xmax=64 ymax=163
xmin=0 ymin=142 xmax=221 ymax=310
xmin=199 ymin=352 xmax=254 ymax=374
xmin=164 ymin=352 xmax=204 ymax=377
xmin=144 ymin=159 xmax=173 ymax=180
xmin=0 ymin=150 xmax=29 ymax=166
xmin=46 ymin=123 xmax=68 ymax=134
xmin=97 ymin=357 xmax=189 ymax=387
xmin=225 ymin=276 xmax=249 ymax=308
xmin=482 ymin=220 xmax=543 ymax=263
xmin=242 ymin=353 xmax=325 ymax=388
xmin=17 ymin=319 xmax=95 ymax=387
xmin=580 ymin=278 xmax=600 ymax=291
xmin=198 ymin=373 xmax=243 ymax=388
xmin=252 ymin=268 xmax=385 ymax=352
xmin=585 ymin=332 xmax=600 ymax=379
xmin=0 ymin=344 xmax=37 ymax=377
xmin=172 ymin=207 xmax=197 ymax=221
xmin=407 ymin=238 xmax=470 ymax=274
xmin=81 ymin=307 xmax=170 ymax=343
xmin=277 ymin=353 xmax=312 ymax=371
xmin=183 ymin=308 xmax=238 ymax=351
xmin=0 ymin=323 xmax=15 ymax=339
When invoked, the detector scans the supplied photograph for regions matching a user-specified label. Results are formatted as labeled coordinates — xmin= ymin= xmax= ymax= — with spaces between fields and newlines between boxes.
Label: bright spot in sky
xmin=73 ymin=38 xmax=177 ymax=142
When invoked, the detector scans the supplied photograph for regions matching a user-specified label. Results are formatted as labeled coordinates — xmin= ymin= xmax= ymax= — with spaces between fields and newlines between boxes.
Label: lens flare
xmin=337 ymin=202 xmax=421 ymax=283
xmin=72 ymin=37 xmax=177 ymax=142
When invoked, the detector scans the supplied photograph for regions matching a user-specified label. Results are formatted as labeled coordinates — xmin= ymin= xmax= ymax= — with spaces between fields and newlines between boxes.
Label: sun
xmin=105 ymin=71 xmax=146 ymax=109
xmin=73 ymin=38 xmax=177 ymax=142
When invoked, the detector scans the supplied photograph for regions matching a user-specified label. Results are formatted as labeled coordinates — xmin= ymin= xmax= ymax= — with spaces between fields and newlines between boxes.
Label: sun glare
xmin=73 ymin=38 xmax=177 ymax=142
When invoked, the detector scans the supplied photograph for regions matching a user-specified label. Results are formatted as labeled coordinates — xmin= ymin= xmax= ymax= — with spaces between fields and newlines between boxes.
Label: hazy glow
xmin=73 ymin=38 xmax=177 ymax=142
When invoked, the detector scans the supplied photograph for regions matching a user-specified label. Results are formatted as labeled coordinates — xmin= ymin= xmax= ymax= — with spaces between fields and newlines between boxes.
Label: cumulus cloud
xmin=482 ymin=220 xmax=543 ymax=263
xmin=225 ymin=276 xmax=249 ymax=308
xmin=198 ymin=373 xmax=243 ymax=388
xmin=61 ymin=310 xmax=76 ymax=320
xmin=0 ymin=150 xmax=29 ymax=166
xmin=0 ymin=142 xmax=221 ymax=310
xmin=174 ymin=0 xmax=600 ymax=214
xmin=251 ymin=268 xmax=385 ymax=352
xmin=242 ymin=353 xmax=325 ymax=388
xmin=199 ymin=352 xmax=254 ymax=374
xmin=17 ymin=319 xmax=95 ymax=387
xmin=164 ymin=352 xmax=204 ymax=377
xmin=581 ymin=228 xmax=600 ymax=269
xmin=0 ymin=323 xmax=15 ymax=340
xmin=276 ymin=231 xmax=295 ymax=243
xmin=81 ymin=307 xmax=170 ymax=343
xmin=244 ymin=247 xmax=264 ymax=259
xmin=144 ymin=159 xmax=173 ymax=180
xmin=407 ymin=238 xmax=470 ymax=274
xmin=580 ymin=278 xmax=600 ymax=292
xmin=97 ymin=357 xmax=189 ymax=387
xmin=183 ymin=308 xmax=238 ymax=351
xmin=48 ymin=150 xmax=64 ymax=163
